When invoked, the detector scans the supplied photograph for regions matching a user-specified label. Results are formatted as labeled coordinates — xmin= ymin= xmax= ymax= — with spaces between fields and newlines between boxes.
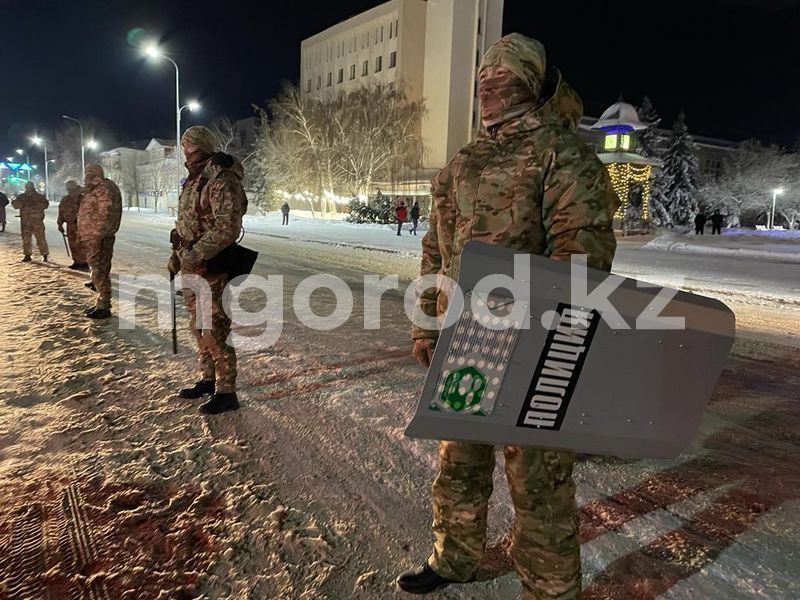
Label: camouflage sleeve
xmin=57 ymin=198 xmax=66 ymax=226
xmin=39 ymin=196 xmax=49 ymax=211
xmin=11 ymin=198 xmax=21 ymax=210
xmin=541 ymin=133 xmax=619 ymax=272
xmin=93 ymin=185 xmax=115 ymax=238
xmin=411 ymin=166 xmax=452 ymax=340
xmin=191 ymin=175 xmax=245 ymax=261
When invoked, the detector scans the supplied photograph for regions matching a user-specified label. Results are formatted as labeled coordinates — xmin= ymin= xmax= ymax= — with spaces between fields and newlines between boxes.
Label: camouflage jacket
xmin=175 ymin=157 xmax=248 ymax=266
xmin=11 ymin=192 xmax=49 ymax=225
xmin=58 ymin=192 xmax=83 ymax=226
xmin=412 ymin=74 xmax=619 ymax=340
xmin=77 ymin=178 xmax=122 ymax=240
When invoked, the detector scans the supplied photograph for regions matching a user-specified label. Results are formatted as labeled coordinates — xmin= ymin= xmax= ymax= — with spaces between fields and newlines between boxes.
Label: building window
xmin=395 ymin=19 xmax=399 ymax=36
xmin=327 ymin=72 xmax=332 ymax=87
xmin=362 ymin=60 xmax=369 ymax=76
xmin=389 ymin=22 xmax=393 ymax=39
xmin=620 ymin=134 xmax=631 ymax=151
xmin=375 ymin=55 xmax=383 ymax=72
xmin=478 ymin=17 xmax=482 ymax=34
xmin=307 ymin=79 xmax=312 ymax=93
xmin=317 ymin=75 xmax=321 ymax=90
xmin=350 ymin=64 xmax=356 ymax=80
xmin=604 ymin=134 xmax=618 ymax=150
xmin=389 ymin=51 xmax=397 ymax=68
xmin=381 ymin=26 xmax=384 ymax=42
xmin=338 ymin=68 xmax=344 ymax=83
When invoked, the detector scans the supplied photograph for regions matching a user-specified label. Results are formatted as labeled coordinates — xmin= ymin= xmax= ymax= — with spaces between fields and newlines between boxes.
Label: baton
xmin=170 ymin=272 xmax=178 ymax=354
xmin=62 ymin=232 xmax=71 ymax=258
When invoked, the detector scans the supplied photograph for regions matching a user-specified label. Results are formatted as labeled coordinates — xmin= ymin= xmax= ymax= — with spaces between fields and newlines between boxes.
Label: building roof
xmin=591 ymin=101 xmax=648 ymax=132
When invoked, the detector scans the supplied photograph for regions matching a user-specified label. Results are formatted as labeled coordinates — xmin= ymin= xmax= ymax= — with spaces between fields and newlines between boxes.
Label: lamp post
xmin=15 ymin=149 xmax=31 ymax=181
xmin=62 ymin=115 xmax=85 ymax=178
xmin=770 ymin=188 xmax=784 ymax=230
xmin=31 ymin=136 xmax=49 ymax=199
xmin=144 ymin=44 xmax=185 ymax=201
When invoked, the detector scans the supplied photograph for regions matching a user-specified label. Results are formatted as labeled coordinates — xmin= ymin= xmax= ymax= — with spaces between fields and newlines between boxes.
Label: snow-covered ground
xmin=645 ymin=230 xmax=800 ymax=264
xmin=0 ymin=209 xmax=799 ymax=599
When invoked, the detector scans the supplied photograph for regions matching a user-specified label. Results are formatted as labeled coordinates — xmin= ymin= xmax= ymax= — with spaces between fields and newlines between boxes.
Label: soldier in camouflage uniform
xmin=12 ymin=181 xmax=49 ymax=262
xmin=168 ymin=125 xmax=248 ymax=415
xmin=78 ymin=164 xmax=122 ymax=319
xmin=397 ymin=34 xmax=619 ymax=599
xmin=57 ymin=180 xmax=88 ymax=269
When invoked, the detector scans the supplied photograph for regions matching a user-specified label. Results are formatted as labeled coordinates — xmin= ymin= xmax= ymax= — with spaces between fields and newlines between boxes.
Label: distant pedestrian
xmin=710 ymin=209 xmax=724 ymax=235
xmin=281 ymin=201 xmax=290 ymax=225
xmin=11 ymin=181 xmax=49 ymax=262
xmin=0 ymin=190 xmax=8 ymax=232
xmin=410 ymin=200 xmax=420 ymax=236
xmin=694 ymin=211 xmax=707 ymax=235
xmin=395 ymin=201 xmax=407 ymax=236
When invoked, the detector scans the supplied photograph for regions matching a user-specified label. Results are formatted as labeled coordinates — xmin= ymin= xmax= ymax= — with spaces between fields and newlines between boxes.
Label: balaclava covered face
xmin=24 ymin=181 xmax=35 ymax=193
xmin=478 ymin=33 xmax=547 ymax=128
xmin=181 ymin=125 xmax=216 ymax=179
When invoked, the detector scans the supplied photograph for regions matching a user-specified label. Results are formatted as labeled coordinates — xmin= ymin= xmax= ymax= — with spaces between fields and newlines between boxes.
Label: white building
xmin=300 ymin=0 xmax=504 ymax=172
xmin=100 ymin=138 xmax=179 ymax=213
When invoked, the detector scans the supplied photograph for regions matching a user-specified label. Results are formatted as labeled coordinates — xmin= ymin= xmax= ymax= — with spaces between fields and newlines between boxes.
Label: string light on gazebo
xmin=592 ymin=100 xmax=659 ymax=234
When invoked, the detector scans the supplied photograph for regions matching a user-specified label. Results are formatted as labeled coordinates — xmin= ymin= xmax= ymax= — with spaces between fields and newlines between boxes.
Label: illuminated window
xmin=604 ymin=134 xmax=618 ymax=150
xmin=620 ymin=134 xmax=631 ymax=151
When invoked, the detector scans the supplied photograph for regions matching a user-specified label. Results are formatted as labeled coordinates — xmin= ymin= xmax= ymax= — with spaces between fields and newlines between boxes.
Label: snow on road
xmin=0 ymin=211 xmax=799 ymax=599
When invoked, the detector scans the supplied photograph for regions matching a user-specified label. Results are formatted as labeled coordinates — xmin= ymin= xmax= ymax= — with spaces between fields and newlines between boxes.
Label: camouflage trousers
xmin=429 ymin=441 xmax=580 ymax=600
xmin=65 ymin=223 xmax=87 ymax=264
xmin=84 ymin=235 xmax=116 ymax=310
xmin=183 ymin=273 xmax=237 ymax=393
xmin=21 ymin=220 xmax=48 ymax=257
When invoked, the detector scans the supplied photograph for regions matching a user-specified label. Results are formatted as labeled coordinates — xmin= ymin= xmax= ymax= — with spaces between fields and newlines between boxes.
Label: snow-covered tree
xmin=636 ymin=96 xmax=671 ymax=227
xmin=701 ymin=140 xmax=797 ymax=227
xmin=253 ymin=83 xmax=424 ymax=217
xmin=636 ymin=96 xmax=662 ymax=159
xmin=661 ymin=112 xmax=700 ymax=227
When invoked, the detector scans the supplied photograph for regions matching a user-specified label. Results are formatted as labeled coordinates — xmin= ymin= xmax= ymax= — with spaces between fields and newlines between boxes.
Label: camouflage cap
xmin=480 ymin=33 xmax=546 ymax=100
xmin=24 ymin=181 xmax=35 ymax=192
xmin=181 ymin=125 xmax=216 ymax=154
xmin=66 ymin=180 xmax=79 ymax=191
xmin=85 ymin=164 xmax=104 ymax=179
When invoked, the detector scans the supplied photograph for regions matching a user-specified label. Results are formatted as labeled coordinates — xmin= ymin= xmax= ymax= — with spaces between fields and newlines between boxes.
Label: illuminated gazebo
xmin=591 ymin=101 xmax=658 ymax=234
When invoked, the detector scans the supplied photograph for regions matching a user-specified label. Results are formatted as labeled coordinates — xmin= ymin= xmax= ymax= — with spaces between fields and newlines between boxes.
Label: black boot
xmin=85 ymin=308 xmax=112 ymax=319
xmin=42 ymin=255 xmax=48 ymax=262
xmin=396 ymin=563 xmax=470 ymax=594
xmin=69 ymin=262 xmax=80 ymax=269
xmin=85 ymin=282 xmax=96 ymax=291
xmin=199 ymin=393 xmax=240 ymax=415
xmin=22 ymin=255 xmax=31 ymax=262
xmin=179 ymin=380 xmax=215 ymax=399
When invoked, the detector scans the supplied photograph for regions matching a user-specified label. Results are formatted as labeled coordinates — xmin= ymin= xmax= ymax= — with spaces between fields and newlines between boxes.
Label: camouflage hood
xmin=478 ymin=70 xmax=584 ymax=140
xmin=203 ymin=152 xmax=244 ymax=181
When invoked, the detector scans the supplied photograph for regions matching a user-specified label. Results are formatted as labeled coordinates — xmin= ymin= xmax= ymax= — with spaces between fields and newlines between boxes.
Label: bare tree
xmin=253 ymin=83 xmax=425 ymax=217
xmin=701 ymin=141 xmax=798 ymax=227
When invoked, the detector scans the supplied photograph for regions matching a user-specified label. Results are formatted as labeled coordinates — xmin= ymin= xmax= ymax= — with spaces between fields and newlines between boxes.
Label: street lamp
xmin=143 ymin=43 xmax=184 ymax=200
xmin=31 ymin=136 xmax=49 ymax=199
xmin=15 ymin=148 xmax=31 ymax=181
xmin=770 ymin=188 xmax=785 ymax=230
xmin=62 ymin=115 xmax=86 ymax=178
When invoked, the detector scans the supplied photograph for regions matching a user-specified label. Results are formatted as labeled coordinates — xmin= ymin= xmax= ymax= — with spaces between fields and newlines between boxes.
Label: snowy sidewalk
xmin=644 ymin=231 xmax=800 ymax=264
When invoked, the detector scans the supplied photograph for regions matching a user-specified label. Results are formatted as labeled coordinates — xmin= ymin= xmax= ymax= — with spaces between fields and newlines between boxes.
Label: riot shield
xmin=405 ymin=241 xmax=736 ymax=459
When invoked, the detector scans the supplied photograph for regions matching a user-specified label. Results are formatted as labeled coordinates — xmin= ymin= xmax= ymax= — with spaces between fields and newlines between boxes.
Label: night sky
xmin=2 ymin=0 xmax=799 ymax=155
